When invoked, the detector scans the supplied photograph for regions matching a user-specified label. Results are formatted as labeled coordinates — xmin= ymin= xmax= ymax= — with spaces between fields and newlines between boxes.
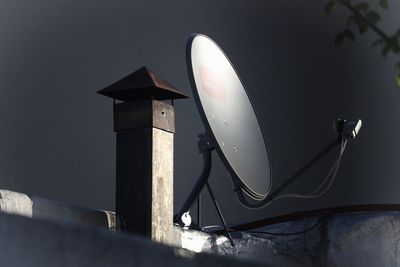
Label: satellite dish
xmin=186 ymin=33 xmax=272 ymax=201
xmin=178 ymin=33 xmax=360 ymax=245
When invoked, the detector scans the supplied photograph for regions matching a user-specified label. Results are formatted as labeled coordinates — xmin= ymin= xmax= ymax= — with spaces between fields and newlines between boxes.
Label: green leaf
xmin=345 ymin=29 xmax=356 ymax=42
xmin=324 ymin=1 xmax=337 ymax=14
xmin=347 ymin=14 xmax=368 ymax=34
xmin=379 ymin=0 xmax=389 ymax=9
xmin=395 ymin=29 xmax=400 ymax=39
xmin=335 ymin=29 xmax=355 ymax=47
xmin=366 ymin=11 xmax=381 ymax=26
xmin=396 ymin=74 xmax=400 ymax=89
xmin=392 ymin=43 xmax=400 ymax=54
xmin=356 ymin=19 xmax=368 ymax=34
xmin=354 ymin=2 xmax=369 ymax=13
xmin=389 ymin=33 xmax=400 ymax=54
xmin=382 ymin=42 xmax=392 ymax=57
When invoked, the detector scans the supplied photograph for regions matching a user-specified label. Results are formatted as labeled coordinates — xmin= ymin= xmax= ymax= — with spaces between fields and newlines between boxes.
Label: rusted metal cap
xmin=98 ymin=66 xmax=189 ymax=102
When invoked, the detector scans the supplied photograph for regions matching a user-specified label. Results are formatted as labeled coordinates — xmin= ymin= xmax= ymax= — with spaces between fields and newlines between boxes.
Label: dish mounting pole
xmin=175 ymin=132 xmax=235 ymax=246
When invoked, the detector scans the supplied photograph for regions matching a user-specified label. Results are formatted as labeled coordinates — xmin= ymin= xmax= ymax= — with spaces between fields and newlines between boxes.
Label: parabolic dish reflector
xmin=186 ymin=33 xmax=272 ymax=200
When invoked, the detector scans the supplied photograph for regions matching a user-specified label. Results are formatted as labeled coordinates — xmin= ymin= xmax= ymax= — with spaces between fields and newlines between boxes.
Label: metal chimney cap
xmin=98 ymin=66 xmax=189 ymax=102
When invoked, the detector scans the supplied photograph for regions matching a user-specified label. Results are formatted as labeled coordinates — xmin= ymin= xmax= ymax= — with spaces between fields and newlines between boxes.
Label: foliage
xmin=324 ymin=0 xmax=400 ymax=89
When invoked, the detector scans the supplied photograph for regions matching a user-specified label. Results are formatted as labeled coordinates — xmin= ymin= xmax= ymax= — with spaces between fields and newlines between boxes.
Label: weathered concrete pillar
xmin=98 ymin=66 xmax=187 ymax=244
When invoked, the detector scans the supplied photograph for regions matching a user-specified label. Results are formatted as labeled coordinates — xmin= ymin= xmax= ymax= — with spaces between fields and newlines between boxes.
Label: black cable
xmin=237 ymin=218 xmax=322 ymax=236
xmin=274 ymin=138 xmax=347 ymax=200
xmin=236 ymin=138 xmax=347 ymax=208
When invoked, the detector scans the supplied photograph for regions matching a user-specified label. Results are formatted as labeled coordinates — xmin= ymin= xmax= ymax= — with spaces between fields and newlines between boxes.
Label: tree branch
xmin=340 ymin=0 xmax=400 ymax=51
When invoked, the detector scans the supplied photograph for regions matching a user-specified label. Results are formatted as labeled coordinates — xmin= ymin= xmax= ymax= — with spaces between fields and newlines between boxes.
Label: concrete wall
xmin=0 ymin=211 xmax=264 ymax=267
xmin=0 ymin=189 xmax=115 ymax=230
xmin=1 ymin=189 xmax=399 ymax=267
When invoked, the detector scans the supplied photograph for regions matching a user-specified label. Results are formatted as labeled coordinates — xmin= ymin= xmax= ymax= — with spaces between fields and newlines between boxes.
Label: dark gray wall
xmin=0 ymin=0 xmax=399 ymax=226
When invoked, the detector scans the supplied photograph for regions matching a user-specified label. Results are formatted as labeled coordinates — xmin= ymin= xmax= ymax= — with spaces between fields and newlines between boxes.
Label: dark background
xmin=0 ymin=0 xmax=399 ymax=226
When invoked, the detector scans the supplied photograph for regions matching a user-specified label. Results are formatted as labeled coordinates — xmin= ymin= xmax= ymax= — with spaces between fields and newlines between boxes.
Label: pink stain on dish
xmin=199 ymin=66 xmax=227 ymax=101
